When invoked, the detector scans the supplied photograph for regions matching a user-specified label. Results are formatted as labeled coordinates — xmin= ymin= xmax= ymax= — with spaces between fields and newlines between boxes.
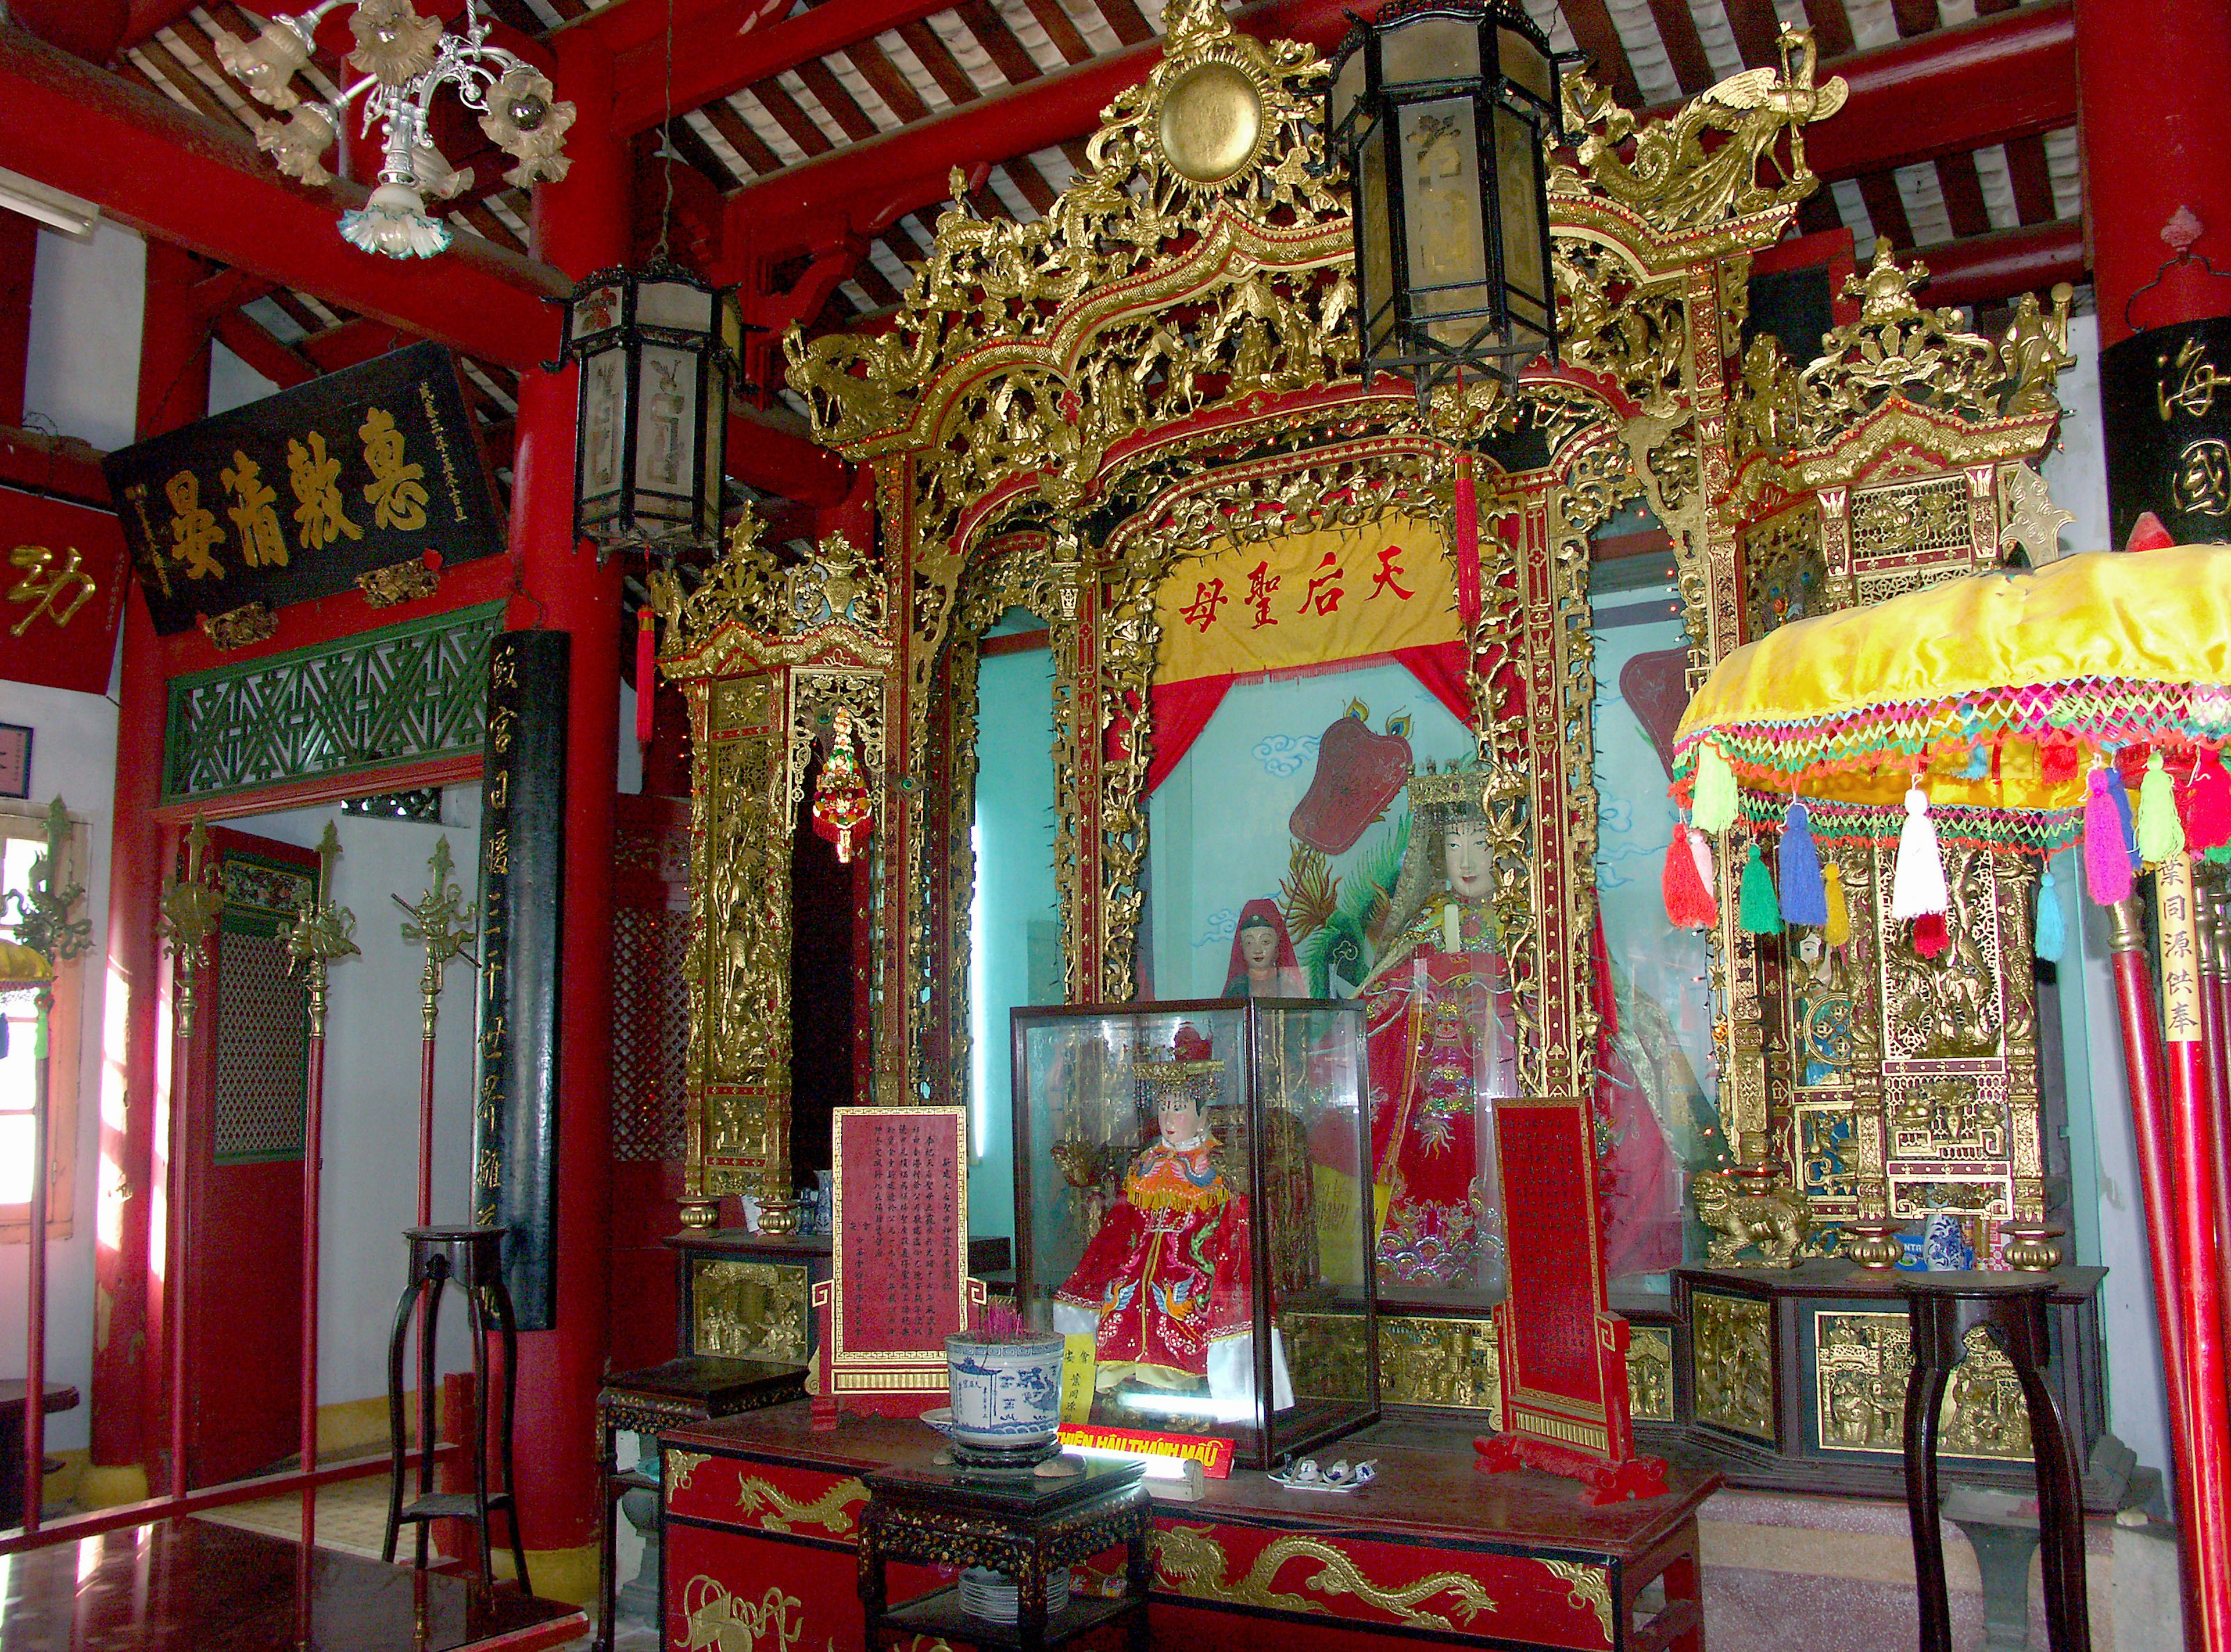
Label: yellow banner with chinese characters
xmin=1153 ymin=513 xmax=1461 ymax=684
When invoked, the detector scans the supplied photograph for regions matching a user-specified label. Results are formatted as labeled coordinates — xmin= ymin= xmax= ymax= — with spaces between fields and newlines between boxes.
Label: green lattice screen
xmin=163 ymin=603 xmax=503 ymax=803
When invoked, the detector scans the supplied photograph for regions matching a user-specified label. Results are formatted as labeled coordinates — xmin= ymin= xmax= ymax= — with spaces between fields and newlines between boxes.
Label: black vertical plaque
xmin=2098 ymin=316 xmax=2231 ymax=551
xmin=472 ymin=629 xmax=569 ymax=1329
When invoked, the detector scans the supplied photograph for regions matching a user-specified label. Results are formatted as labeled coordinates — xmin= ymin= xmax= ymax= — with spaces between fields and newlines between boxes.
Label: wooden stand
xmin=381 ymin=1227 xmax=527 ymax=1596
xmin=1896 ymin=1275 xmax=2089 ymax=1652
xmin=858 ymin=1458 xmax=1152 ymax=1652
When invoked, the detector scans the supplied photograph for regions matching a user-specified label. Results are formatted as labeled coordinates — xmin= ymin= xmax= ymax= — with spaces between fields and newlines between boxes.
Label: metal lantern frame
xmin=558 ymin=257 xmax=741 ymax=560
xmin=1326 ymin=0 xmax=1566 ymax=407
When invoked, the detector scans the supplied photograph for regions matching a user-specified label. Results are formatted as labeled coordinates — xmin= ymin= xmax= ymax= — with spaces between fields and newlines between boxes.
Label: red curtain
xmin=1393 ymin=642 xmax=1473 ymax=726
xmin=1145 ymin=676 xmax=1235 ymax=795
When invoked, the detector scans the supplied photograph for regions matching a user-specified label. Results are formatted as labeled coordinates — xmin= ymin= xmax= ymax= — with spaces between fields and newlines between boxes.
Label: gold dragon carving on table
xmin=1157 ymin=1524 xmax=1496 ymax=1630
xmin=734 ymin=1474 xmax=865 ymax=1538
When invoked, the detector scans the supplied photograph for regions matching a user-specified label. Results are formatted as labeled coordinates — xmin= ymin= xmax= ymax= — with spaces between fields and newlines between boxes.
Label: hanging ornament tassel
xmin=1778 ymin=800 xmax=1828 ymax=926
xmin=2083 ymin=767 xmax=2135 ymax=904
xmin=1913 ymin=913 xmax=1950 ymax=958
xmin=1691 ymin=743 xmax=1739 ymax=833
xmin=2184 ymin=746 xmax=2231 ymax=852
xmin=1663 ymin=824 xmax=1718 ymax=929
xmin=1821 ymin=861 xmax=1850 ymax=948
xmin=1737 ymin=842 xmax=1782 ymax=934
xmin=2034 ymin=865 xmax=2066 ymax=963
xmin=2040 ymin=738 xmax=2080 ymax=786
xmin=635 ymin=606 xmax=657 ymax=750
xmin=2137 ymin=749 xmax=2186 ymax=863
xmin=1453 ymin=451 xmax=1482 ymax=638
xmin=2107 ymin=765 xmax=2140 ymax=874
xmin=1891 ymin=786 xmax=1949 ymax=921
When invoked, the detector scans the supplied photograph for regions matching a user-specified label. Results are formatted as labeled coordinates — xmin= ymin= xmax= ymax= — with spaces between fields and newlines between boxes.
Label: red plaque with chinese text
xmin=816 ymin=1106 xmax=980 ymax=1421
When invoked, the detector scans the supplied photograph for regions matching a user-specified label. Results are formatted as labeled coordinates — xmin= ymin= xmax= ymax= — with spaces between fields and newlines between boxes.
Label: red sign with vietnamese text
xmin=0 ymin=486 xmax=128 ymax=695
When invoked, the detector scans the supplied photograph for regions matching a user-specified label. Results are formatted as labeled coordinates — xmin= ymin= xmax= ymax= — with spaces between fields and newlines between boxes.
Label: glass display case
xmin=1010 ymin=999 xmax=1377 ymax=1470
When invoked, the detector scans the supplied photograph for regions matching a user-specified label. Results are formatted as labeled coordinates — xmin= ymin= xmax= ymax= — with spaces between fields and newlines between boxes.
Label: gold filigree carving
xmin=356 ymin=556 xmax=439 ymax=608
xmin=677 ymin=1578 xmax=805 ymax=1652
xmin=1554 ymin=26 xmax=1845 ymax=231
xmin=1694 ymin=1171 xmax=1810 ymax=1268
xmin=198 ymin=601 xmax=277 ymax=651
xmin=735 ymin=1474 xmax=864 ymax=1537
xmin=1626 ymin=1327 xmax=1674 ymax=1423
xmin=1691 ymin=1291 xmax=1774 ymax=1441
xmin=693 ymin=1260 xmax=810 ymax=1362
xmin=1537 ymin=1559 xmax=1614 ymax=1640
xmin=1816 ymin=1313 xmax=2031 ymax=1460
xmin=1157 ymin=1524 xmax=1496 ymax=1629
xmin=665 ymin=1449 xmax=709 ymax=1492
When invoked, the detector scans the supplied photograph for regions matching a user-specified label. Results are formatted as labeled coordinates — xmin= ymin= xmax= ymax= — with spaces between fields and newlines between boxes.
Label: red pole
xmin=2106 ymin=895 xmax=2216 ymax=1649
xmin=22 ymin=987 xmax=52 ymax=1532
xmin=300 ymin=1011 xmax=325 ymax=1561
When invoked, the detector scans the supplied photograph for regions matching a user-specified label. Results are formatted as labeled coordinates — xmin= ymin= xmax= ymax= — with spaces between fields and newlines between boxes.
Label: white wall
xmin=247 ymin=793 xmax=485 ymax=1403
xmin=0 ymin=681 xmax=120 ymax=1455
xmin=20 ymin=223 xmax=144 ymax=452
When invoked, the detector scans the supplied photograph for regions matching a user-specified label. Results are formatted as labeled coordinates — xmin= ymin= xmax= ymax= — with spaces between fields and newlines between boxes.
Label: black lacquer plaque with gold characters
xmin=2100 ymin=315 xmax=2231 ymax=551
xmin=103 ymin=341 xmax=502 ymax=635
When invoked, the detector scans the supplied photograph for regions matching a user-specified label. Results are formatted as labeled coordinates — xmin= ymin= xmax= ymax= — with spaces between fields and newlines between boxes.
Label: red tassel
xmin=1454 ymin=452 xmax=1482 ymax=637
xmin=2187 ymin=747 xmax=2231 ymax=852
xmin=2083 ymin=767 xmax=2135 ymax=904
xmin=2124 ymin=510 xmax=2176 ymax=554
xmin=636 ymin=608 xmax=657 ymax=749
xmin=2040 ymin=739 xmax=2079 ymax=785
xmin=1912 ymin=913 xmax=1950 ymax=958
xmin=1663 ymin=824 xmax=1717 ymax=929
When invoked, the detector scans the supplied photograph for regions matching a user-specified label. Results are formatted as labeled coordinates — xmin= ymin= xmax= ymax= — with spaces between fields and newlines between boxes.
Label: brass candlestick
xmin=157 ymin=814 xmax=224 ymax=1040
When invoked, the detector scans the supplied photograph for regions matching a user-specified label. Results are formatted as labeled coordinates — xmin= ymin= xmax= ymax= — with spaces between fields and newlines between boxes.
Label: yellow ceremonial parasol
xmin=0 ymin=939 xmax=53 ymax=990
xmin=1668 ymin=541 xmax=2231 ymax=1649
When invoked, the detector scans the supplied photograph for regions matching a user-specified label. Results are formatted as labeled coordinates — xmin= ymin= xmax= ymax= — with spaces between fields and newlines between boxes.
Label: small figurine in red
xmin=1052 ymin=1025 xmax=1287 ymax=1412
xmin=1358 ymin=762 xmax=1514 ymax=1298
xmin=1222 ymin=900 xmax=1306 ymax=999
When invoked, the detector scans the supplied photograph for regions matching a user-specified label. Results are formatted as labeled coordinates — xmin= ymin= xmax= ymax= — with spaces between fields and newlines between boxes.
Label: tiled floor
xmin=196 ymin=1473 xmax=395 ymax=1559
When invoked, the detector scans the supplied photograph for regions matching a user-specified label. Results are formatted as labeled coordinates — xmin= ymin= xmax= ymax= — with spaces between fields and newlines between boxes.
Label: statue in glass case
xmin=1051 ymin=1024 xmax=1290 ymax=1409
xmin=1358 ymin=764 xmax=1512 ymax=1298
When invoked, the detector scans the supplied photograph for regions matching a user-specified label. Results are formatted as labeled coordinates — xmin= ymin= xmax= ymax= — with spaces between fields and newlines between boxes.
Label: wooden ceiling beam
xmin=1721 ymin=0 xmax=1785 ymax=70
xmin=611 ymin=0 xmax=974 ymax=136
xmin=1913 ymin=218 xmax=2082 ymax=308
xmin=1643 ymin=0 xmax=1717 ymax=96
xmin=1559 ymin=0 xmax=1644 ymax=111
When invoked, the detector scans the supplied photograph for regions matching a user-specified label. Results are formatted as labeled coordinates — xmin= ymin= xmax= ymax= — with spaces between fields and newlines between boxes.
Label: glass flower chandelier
xmin=217 ymin=0 xmax=574 ymax=259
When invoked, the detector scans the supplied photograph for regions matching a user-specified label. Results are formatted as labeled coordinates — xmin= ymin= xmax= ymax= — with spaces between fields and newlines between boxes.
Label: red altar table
xmin=658 ymin=1402 xmax=1716 ymax=1652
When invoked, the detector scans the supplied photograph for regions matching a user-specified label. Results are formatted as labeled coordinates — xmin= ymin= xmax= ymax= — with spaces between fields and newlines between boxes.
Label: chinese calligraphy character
xmin=286 ymin=430 xmax=363 ymax=551
xmin=220 ymin=450 xmax=289 ymax=569
xmin=1178 ymin=578 xmax=1228 ymax=633
xmin=488 ymin=705 xmax=518 ymax=757
xmin=1367 ymin=543 xmax=1415 ymax=600
xmin=2158 ymin=337 xmax=2229 ymax=422
xmin=475 ymin=1148 xmax=501 ymax=1188
xmin=485 ymin=827 xmax=510 ymax=876
xmin=486 ymin=770 xmax=509 ymax=811
xmin=8 ymin=544 xmax=96 ymax=637
xmin=1244 ymin=560 xmax=1279 ymax=628
xmin=164 ymin=471 xmax=226 ymax=580
xmin=359 ymin=407 xmax=430 ymax=531
xmin=1294 ymin=551 xmax=1345 ymax=616
xmin=2173 ymin=439 xmax=2231 ymax=517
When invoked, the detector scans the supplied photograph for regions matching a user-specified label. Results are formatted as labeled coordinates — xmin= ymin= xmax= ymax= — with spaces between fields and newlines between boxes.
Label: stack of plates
xmin=957 ymin=1565 xmax=1072 ymax=1624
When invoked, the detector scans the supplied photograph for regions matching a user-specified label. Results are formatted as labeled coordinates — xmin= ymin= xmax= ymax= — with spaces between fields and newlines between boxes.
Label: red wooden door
xmin=180 ymin=827 xmax=321 ymax=1486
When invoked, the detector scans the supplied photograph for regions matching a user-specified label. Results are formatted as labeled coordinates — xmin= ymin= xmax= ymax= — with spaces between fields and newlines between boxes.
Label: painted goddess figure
xmin=1052 ymin=1024 xmax=1291 ymax=1416
xmin=1357 ymin=762 xmax=1513 ymax=1298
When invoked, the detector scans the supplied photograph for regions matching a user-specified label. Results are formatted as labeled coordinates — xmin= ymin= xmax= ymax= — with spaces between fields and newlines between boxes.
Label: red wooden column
xmin=0 ymin=209 xmax=34 ymax=427
xmin=2076 ymin=0 xmax=2231 ymax=347
xmin=500 ymin=34 xmax=627 ymax=1597
xmin=83 ymin=243 xmax=209 ymax=1507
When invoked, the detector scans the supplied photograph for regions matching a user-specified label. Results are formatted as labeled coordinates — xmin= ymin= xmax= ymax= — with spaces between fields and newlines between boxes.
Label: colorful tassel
xmin=1738 ymin=843 xmax=1782 ymax=934
xmin=1692 ymin=743 xmax=1738 ymax=833
xmin=2185 ymin=748 xmax=2231 ymax=852
xmin=1890 ymin=786 xmax=1948 ymax=921
xmin=2083 ymin=767 xmax=2135 ymax=904
xmin=2034 ymin=865 xmax=2065 ymax=963
xmin=2137 ymin=749 xmax=2186 ymax=863
xmin=2040 ymin=739 xmax=2079 ymax=786
xmin=1959 ymin=744 xmax=1990 ymax=780
xmin=1821 ymin=861 xmax=1850 ymax=949
xmin=1662 ymin=825 xmax=1718 ymax=929
xmin=1913 ymin=913 xmax=1950 ymax=958
xmin=1778 ymin=801 xmax=1827 ymax=926
xmin=2107 ymin=766 xmax=2140 ymax=873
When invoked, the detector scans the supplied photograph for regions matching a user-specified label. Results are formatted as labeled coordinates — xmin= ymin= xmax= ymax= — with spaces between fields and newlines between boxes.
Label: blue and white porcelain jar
xmin=944 ymin=1332 xmax=1065 ymax=1449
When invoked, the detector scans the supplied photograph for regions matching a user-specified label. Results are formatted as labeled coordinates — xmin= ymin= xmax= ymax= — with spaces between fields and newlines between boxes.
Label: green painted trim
xmin=161 ymin=602 xmax=504 ymax=805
